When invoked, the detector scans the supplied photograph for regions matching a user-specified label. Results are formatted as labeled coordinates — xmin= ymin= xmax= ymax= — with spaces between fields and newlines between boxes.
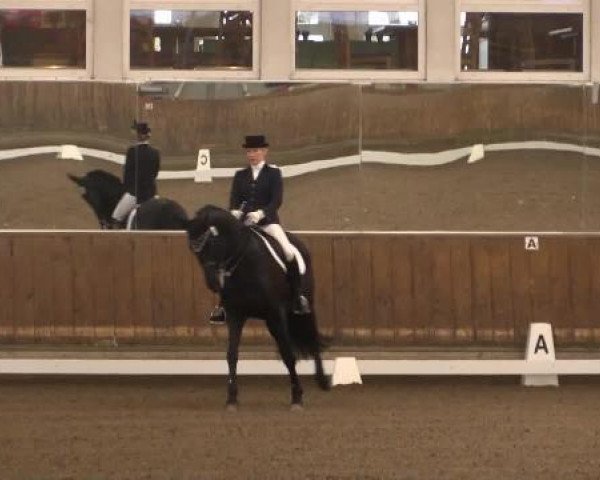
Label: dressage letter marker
xmin=522 ymin=323 xmax=558 ymax=387
xmin=525 ymin=236 xmax=539 ymax=251
xmin=195 ymin=149 xmax=211 ymax=183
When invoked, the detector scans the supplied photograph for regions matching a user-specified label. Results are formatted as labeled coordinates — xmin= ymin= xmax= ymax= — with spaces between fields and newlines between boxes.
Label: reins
xmin=190 ymin=223 xmax=252 ymax=288
xmin=189 ymin=226 xmax=217 ymax=254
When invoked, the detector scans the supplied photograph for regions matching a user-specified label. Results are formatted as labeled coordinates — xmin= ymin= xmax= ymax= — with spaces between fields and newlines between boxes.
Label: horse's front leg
xmin=266 ymin=310 xmax=303 ymax=410
xmin=225 ymin=313 xmax=245 ymax=410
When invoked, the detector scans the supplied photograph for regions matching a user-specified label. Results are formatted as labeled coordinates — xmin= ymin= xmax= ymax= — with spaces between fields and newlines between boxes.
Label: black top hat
xmin=243 ymin=135 xmax=269 ymax=148
xmin=132 ymin=120 xmax=151 ymax=136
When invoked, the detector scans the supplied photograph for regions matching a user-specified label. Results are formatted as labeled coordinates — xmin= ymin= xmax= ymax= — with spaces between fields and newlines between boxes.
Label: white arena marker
xmin=57 ymin=144 xmax=83 ymax=161
xmin=331 ymin=357 xmax=362 ymax=386
xmin=522 ymin=323 xmax=559 ymax=387
xmin=195 ymin=148 xmax=211 ymax=183
xmin=467 ymin=143 xmax=485 ymax=164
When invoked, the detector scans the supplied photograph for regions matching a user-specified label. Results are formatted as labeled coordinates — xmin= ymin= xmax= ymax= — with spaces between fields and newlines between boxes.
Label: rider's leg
xmin=111 ymin=192 xmax=137 ymax=229
xmin=261 ymin=223 xmax=295 ymax=261
xmin=261 ymin=223 xmax=311 ymax=315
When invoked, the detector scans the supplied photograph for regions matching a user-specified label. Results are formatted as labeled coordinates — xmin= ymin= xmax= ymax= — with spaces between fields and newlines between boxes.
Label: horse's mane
xmin=84 ymin=170 xmax=123 ymax=193
xmin=192 ymin=204 xmax=246 ymax=237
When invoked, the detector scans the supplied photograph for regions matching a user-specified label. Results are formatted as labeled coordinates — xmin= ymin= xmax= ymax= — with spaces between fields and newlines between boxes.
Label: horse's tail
xmin=289 ymin=312 xmax=331 ymax=391
xmin=287 ymin=246 xmax=327 ymax=357
xmin=288 ymin=312 xmax=329 ymax=356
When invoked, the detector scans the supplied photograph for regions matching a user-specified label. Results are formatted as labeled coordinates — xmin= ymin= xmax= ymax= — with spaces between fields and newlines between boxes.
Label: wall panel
xmin=2 ymin=231 xmax=600 ymax=348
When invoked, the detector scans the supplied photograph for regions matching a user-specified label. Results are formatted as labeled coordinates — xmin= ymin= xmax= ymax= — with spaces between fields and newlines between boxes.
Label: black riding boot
xmin=108 ymin=219 xmax=125 ymax=230
xmin=286 ymin=260 xmax=311 ymax=315
xmin=209 ymin=304 xmax=226 ymax=324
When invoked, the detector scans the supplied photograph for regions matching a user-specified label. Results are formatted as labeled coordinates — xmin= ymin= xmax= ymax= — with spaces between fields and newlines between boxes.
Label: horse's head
xmin=186 ymin=205 xmax=248 ymax=291
xmin=187 ymin=205 xmax=246 ymax=259
xmin=68 ymin=170 xmax=125 ymax=228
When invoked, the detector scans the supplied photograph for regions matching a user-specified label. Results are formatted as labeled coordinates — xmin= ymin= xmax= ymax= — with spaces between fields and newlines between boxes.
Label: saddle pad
xmin=250 ymin=228 xmax=306 ymax=275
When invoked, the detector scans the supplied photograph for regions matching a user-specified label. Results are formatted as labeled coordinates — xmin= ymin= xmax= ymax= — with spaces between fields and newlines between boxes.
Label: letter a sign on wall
xmin=525 ymin=236 xmax=539 ymax=251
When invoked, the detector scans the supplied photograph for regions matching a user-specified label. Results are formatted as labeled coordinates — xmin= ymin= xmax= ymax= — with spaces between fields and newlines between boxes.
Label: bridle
xmin=189 ymin=225 xmax=218 ymax=254
xmin=189 ymin=225 xmax=250 ymax=288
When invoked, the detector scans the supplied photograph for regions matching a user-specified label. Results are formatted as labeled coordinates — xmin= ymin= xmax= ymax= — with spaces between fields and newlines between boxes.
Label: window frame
xmin=124 ymin=0 xmax=260 ymax=81
xmin=291 ymin=0 xmax=426 ymax=81
xmin=455 ymin=0 xmax=590 ymax=82
xmin=0 ymin=0 xmax=93 ymax=80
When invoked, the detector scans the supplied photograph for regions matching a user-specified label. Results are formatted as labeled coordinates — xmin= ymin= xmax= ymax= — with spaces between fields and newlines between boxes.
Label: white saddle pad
xmin=251 ymin=229 xmax=306 ymax=275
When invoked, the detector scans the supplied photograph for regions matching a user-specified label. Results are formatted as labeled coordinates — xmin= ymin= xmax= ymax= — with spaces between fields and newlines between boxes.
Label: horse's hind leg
xmin=314 ymin=352 xmax=330 ymax=391
xmin=266 ymin=313 xmax=303 ymax=409
xmin=225 ymin=316 xmax=245 ymax=409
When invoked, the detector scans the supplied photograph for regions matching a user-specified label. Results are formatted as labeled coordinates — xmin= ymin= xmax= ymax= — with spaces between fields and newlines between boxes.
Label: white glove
xmin=230 ymin=209 xmax=243 ymax=220
xmin=245 ymin=210 xmax=265 ymax=225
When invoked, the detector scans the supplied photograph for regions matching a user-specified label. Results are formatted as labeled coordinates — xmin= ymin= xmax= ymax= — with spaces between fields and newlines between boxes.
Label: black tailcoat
xmin=122 ymin=143 xmax=160 ymax=202
xmin=229 ymin=164 xmax=282 ymax=225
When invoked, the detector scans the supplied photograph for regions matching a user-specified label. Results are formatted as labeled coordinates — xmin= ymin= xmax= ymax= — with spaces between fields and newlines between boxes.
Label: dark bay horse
xmin=68 ymin=170 xmax=188 ymax=229
xmin=187 ymin=205 xmax=330 ymax=409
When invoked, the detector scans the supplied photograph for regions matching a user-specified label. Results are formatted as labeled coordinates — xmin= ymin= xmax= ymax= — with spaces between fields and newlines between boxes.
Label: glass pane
xmin=130 ymin=10 xmax=253 ymax=70
xmin=295 ymin=11 xmax=418 ymax=70
xmin=0 ymin=9 xmax=86 ymax=68
xmin=460 ymin=12 xmax=583 ymax=72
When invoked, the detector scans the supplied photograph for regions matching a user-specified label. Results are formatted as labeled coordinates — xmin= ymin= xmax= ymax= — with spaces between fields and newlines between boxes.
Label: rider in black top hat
xmin=209 ymin=134 xmax=311 ymax=324
xmin=111 ymin=121 xmax=161 ymax=228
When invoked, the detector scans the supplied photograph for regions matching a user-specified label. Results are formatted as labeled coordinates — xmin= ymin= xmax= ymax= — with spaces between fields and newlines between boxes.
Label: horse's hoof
xmin=290 ymin=403 xmax=304 ymax=412
xmin=317 ymin=377 xmax=331 ymax=391
xmin=225 ymin=403 xmax=238 ymax=412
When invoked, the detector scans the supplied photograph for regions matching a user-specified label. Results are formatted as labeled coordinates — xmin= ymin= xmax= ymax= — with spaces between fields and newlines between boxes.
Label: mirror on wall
xmin=0 ymin=80 xmax=590 ymax=232
xmin=359 ymin=83 xmax=588 ymax=231
xmin=0 ymin=81 xmax=361 ymax=230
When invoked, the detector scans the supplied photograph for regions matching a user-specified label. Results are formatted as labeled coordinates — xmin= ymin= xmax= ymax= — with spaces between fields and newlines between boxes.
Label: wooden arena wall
xmin=0 ymin=82 xmax=594 ymax=156
xmin=1 ymin=231 xmax=599 ymax=347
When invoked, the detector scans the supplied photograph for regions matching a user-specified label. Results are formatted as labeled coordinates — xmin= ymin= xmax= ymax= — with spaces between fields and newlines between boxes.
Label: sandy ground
xmin=0 ymin=376 xmax=599 ymax=479
xmin=1 ymin=149 xmax=600 ymax=231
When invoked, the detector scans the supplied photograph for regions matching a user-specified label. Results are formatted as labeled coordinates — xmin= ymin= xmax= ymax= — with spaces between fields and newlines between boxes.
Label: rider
xmin=209 ymin=134 xmax=311 ymax=324
xmin=111 ymin=121 xmax=160 ymax=228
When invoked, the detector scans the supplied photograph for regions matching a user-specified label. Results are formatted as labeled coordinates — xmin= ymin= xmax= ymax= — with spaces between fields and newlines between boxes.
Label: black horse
xmin=187 ymin=205 xmax=330 ymax=409
xmin=68 ymin=169 xmax=188 ymax=229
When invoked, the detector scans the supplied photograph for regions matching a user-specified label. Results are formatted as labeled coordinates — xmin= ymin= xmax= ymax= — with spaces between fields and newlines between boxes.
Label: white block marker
xmin=467 ymin=144 xmax=485 ymax=164
xmin=58 ymin=144 xmax=83 ymax=161
xmin=522 ymin=323 xmax=559 ymax=387
xmin=331 ymin=357 xmax=362 ymax=386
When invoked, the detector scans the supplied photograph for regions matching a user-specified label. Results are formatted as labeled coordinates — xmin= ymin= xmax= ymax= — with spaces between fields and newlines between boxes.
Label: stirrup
xmin=109 ymin=219 xmax=125 ymax=230
xmin=292 ymin=295 xmax=311 ymax=315
xmin=209 ymin=306 xmax=226 ymax=324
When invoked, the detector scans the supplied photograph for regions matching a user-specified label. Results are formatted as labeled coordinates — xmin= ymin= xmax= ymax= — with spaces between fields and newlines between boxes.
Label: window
xmin=126 ymin=1 xmax=259 ymax=79
xmin=457 ymin=0 xmax=589 ymax=81
xmin=0 ymin=0 xmax=91 ymax=78
xmin=292 ymin=1 xmax=424 ymax=80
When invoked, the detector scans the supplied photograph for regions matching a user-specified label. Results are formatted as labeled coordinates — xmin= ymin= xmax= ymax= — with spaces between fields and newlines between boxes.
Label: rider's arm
xmin=263 ymin=167 xmax=283 ymax=220
xmin=229 ymin=171 xmax=243 ymax=210
xmin=152 ymin=148 xmax=160 ymax=179
xmin=122 ymin=146 xmax=136 ymax=194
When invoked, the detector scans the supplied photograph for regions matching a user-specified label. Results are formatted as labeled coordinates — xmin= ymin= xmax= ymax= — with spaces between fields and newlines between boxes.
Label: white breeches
xmin=261 ymin=223 xmax=295 ymax=262
xmin=112 ymin=192 xmax=137 ymax=222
